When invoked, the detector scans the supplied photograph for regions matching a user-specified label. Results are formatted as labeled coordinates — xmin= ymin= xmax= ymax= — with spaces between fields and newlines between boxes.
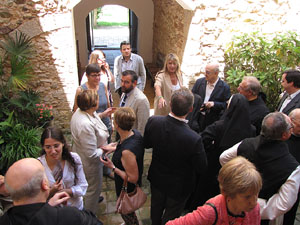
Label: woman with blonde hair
xmin=167 ymin=156 xmax=262 ymax=225
xmin=154 ymin=53 xmax=183 ymax=116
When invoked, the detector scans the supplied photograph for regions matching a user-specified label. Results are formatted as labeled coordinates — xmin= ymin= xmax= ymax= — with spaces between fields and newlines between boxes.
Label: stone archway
xmin=73 ymin=0 xmax=154 ymax=74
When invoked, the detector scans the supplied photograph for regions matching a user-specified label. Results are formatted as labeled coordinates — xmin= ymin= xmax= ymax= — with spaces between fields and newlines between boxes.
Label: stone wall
xmin=152 ymin=0 xmax=193 ymax=67
xmin=0 ymin=0 xmax=78 ymax=130
xmin=153 ymin=0 xmax=300 ymax=88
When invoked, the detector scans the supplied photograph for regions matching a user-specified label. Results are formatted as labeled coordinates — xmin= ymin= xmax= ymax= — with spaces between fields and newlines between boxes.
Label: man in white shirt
xmin=191 ymin=64 xmax=231 ymax=131
xmin=277 ymin=69 xmax=300 ymax=115
xmin=114 ymin=41 xmax=146 ymax=96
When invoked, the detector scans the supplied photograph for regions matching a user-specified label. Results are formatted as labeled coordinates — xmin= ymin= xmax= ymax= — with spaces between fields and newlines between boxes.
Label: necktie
xmin=120 ymin=94 xmax=127 ymax=107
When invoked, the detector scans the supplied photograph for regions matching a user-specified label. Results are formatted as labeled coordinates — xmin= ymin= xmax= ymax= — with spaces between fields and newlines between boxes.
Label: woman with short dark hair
xmin=101 ymin=107 xmax=145 ymax=225
xmin=71 ymin=89 xmax=109 ymax=214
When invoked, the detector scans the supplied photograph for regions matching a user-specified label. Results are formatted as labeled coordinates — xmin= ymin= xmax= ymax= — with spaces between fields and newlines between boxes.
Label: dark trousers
xmin=150 ymin=184 xmax=189 ymax=225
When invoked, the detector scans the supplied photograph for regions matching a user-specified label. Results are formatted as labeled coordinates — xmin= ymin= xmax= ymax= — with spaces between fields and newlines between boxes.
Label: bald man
xmin=0 ymin=158 xmax=102 ymax=225
xmin=192 ymin=63 xmax=231 ymax=131
xmin=238 ymin=76 xmax=269 ymax=134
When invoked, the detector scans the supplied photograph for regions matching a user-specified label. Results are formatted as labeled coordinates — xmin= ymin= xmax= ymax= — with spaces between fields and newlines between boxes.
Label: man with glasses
xmin=192 ymin=63 xmax=231 ymax=131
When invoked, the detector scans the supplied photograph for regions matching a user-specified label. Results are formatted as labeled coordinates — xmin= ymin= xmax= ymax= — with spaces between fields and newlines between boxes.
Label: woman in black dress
xmin=100 ymin=107 xmax=145 ymax=225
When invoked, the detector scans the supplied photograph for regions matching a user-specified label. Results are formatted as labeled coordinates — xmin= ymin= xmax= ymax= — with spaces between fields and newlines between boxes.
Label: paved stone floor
xmin=97 ymin=148 xmax=152 ymax=225
xmin=93 ymin=26 xmax=129 ymax=48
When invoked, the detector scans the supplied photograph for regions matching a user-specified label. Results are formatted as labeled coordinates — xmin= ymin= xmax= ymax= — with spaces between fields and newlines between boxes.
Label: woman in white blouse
xmin=38 ymin=126 xmax=88 ymax=210
xmin=71 ymin=89 xmax=109 ymax=214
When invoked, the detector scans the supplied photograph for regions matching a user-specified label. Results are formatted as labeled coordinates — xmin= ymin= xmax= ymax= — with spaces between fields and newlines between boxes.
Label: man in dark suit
xmin=144 ymin=88 xmax=207 ymax=225
xmin=238 ymin=76 xmax=269 ymax=134
xmin=278 ymin=69 xmax=300 ymax=115
xmin=192 ymin=64 xmax=231 ymax=131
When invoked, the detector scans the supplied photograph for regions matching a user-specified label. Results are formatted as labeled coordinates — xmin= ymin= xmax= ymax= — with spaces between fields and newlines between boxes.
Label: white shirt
xmin=219 ymin=142 xmax=300 ymax=221
xmin=171 ymin=82 xmax=181 ymax=91
xmin=169 ymin=113 xmax=189 ymax=123
xmin=38 ymin=152 xmax=88 ymax=210
xmin=204 ymin=78 xmax=219 ymax=103
xmin=279 ymin=90 xmax=300 ymax=112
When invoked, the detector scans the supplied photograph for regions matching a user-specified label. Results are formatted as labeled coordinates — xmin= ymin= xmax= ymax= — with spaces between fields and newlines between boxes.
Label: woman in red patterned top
xmin=166 ymin=156 xmax=262 ymax=225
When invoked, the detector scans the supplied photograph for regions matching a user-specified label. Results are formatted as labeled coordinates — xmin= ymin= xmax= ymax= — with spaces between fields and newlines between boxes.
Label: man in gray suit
xmin=114 ymin=41 xmax=146 ymax=96
xmin=278 ymin=69 xmax=300 ymax=115
xmin=120 ymin=70 xmax=150 ymax=135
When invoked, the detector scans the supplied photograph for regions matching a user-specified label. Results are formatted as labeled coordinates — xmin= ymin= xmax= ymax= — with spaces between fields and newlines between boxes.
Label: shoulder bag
xmin=116 ymin=174 xmax=147 ymax=214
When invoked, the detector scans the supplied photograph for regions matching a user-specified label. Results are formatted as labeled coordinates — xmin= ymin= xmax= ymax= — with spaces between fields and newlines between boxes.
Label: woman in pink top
xmin=166 ymin=156 xmax=262 ymax=225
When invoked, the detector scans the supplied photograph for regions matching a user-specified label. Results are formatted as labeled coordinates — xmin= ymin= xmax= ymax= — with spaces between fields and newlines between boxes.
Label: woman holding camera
xmin=101 ymin=107 xmax=145 ymax=225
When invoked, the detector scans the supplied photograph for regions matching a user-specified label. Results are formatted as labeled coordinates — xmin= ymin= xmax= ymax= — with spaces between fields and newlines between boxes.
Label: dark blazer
xmin=0 ymin=202 xmax=102 ymax=225
xmin=277 ymin=92 xmax=300 ymax=115
xmin=144 ymin=115 xmax=207 ymax=199
xmin=192 ymin=78 xmax=231 ymax=129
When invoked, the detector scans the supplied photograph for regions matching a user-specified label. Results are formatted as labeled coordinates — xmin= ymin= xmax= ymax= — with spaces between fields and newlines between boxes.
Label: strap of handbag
xmin=121 ymin=174 xmax=140 ymax=192
xmin=205 ymin=202 xmax=218 ymax=225
xmin=121 ymin=174 xmax=130 ymax=192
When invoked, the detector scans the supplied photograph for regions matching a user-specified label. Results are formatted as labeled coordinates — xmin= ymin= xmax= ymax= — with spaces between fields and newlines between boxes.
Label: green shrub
xmin=224 ymin=31 xmax=300 ymax=111
xmin=0 ymin=113 xmax=42 ymax=173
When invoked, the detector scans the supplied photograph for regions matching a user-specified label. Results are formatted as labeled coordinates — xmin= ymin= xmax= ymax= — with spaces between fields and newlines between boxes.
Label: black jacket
xmin=144 ymin=115 xmax=207 ymax=199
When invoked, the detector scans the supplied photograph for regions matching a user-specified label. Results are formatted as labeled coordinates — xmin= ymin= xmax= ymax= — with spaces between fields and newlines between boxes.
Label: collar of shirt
xmin=121 ymin=54 xmax=133 ymax=62
xmin=290 ymin=89 xmax=300 ymax=100
xmin=206 ymin=77 xmax=219 ymax=88
xmin=168 ymin=113 xmax=189 ymax=123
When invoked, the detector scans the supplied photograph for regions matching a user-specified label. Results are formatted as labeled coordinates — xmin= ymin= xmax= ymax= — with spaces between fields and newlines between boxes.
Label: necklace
xmin=120 ymin=130 xmax=134 ymax=144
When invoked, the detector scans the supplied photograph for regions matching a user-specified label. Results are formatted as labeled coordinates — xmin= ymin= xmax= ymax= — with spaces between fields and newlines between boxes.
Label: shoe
xmin=98 ymin=196 xmax=104 ymax=203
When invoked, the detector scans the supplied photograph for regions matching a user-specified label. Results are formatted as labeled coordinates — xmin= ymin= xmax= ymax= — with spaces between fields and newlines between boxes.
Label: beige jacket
xmin=154 ymin=71 xmax=183 ymax=116
xmin=123 ymin=87 xmax=150 ymax=135
xmin=70 ymin=109 xmax=109 ymax=173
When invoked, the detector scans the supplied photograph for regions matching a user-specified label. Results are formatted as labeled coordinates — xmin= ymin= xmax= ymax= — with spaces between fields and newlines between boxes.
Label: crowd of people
xmin=1 ymin=41 xmax=300 ymax=225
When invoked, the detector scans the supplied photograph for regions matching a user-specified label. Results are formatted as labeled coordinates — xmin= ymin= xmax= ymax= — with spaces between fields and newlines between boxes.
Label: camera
xmin=102 ymin=154 xmax=107 ymax=161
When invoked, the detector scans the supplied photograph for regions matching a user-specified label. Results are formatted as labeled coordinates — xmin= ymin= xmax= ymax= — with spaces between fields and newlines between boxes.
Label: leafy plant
xmin=0 ymin=31 xmax=34 ymax=91
xmin=0 ymin=115 xmax=42 ymax=173
xmin=0 ymin=89 xmax=41 ymax=128
xmin=224 ymin=31 xmax=300 ymax=111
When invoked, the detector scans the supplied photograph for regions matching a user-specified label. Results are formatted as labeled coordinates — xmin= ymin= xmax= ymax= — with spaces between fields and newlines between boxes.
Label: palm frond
xmin=0 ymin=32 xmax=34 ymax=59
xmin=8 ymin=56 xmax=33 ymax=90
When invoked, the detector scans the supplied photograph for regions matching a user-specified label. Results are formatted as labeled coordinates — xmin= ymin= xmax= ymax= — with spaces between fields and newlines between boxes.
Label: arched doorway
xmin=73 ymin=0 xmax=154 ymax=75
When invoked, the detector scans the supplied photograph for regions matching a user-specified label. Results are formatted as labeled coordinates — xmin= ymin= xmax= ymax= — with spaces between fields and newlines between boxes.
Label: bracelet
xmin=112 ymin=165 xmax=116 ymax=172
xmin=158 ymin=96 xmax=163 ymax=100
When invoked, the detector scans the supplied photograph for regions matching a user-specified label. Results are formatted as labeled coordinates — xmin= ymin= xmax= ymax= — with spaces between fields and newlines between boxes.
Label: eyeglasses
xmin=205 ymin=70 xmax=213 ymax=75
xmin=89 ymin=73 xmax=100 ymax=78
